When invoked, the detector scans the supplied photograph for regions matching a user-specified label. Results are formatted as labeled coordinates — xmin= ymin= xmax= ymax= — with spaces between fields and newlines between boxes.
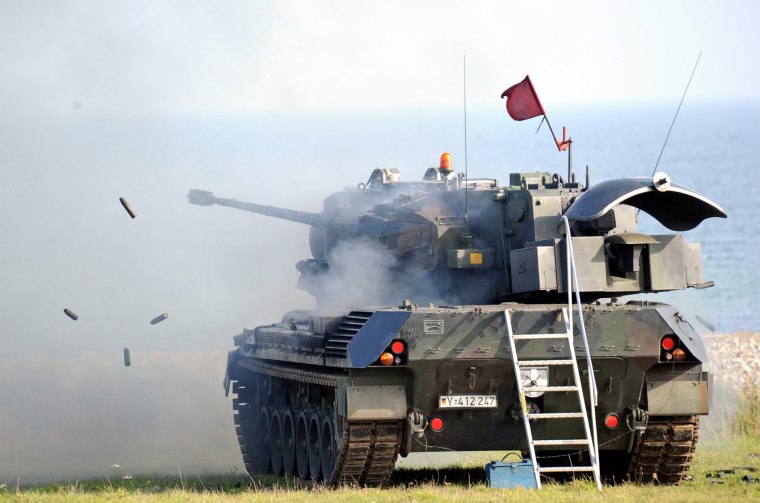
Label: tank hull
xmin=226 ymin=300 xmax=707 ymax=485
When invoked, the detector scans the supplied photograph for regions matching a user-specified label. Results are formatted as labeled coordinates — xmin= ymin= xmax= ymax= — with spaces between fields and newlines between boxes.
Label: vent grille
xmin=324 ymin=311 xmax=373 ymax=359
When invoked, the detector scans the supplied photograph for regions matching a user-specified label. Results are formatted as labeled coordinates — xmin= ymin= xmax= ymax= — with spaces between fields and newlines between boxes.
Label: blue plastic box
xmin=485 ymin=460 xmax=538 ymax=489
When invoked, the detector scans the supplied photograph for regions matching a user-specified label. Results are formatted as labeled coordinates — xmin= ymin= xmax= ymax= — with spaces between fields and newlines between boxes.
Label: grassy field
xmin=2 ymin=436 xmax=758 ymax=502
xmin=3 ymin=388 xmax=759 ymax=502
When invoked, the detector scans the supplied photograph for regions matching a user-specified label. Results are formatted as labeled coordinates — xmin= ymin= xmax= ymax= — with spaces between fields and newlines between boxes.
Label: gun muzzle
xmin=187 ymin=189 xmax=215 ymax=206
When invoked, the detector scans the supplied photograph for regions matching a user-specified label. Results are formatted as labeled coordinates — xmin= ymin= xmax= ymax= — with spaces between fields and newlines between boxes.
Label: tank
xmin=188 ymin=155 xmax=726 ymax=485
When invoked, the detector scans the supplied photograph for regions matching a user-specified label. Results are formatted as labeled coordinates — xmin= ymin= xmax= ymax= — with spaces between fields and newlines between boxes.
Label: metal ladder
xmin=504 ymin=216 xmax=602 ymax=490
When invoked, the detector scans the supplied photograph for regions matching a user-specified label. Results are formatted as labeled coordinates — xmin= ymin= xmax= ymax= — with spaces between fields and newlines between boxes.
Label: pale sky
xmin=1 ymin=0 xmax=759 ymax=116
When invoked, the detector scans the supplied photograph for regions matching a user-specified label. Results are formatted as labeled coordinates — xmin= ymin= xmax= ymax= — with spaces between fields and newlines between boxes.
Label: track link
xmin=232 ymin=378 xmax=269 ymax=475
xmin=233 ymin=358 xmax=404 ymax=486
xmin=330 ymin=420 xmax=404 ymax=486
xmin=626 ymin=415 xmax=699 ymax=484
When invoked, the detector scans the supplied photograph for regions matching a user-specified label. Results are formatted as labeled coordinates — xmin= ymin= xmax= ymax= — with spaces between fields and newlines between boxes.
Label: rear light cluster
xmin=375 ymin=339 xmax=408 ymax=366
xmin=660 ymin=335 xmax=691 ymax=362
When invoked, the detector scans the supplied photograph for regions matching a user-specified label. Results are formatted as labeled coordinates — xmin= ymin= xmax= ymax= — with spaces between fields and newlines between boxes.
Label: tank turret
xmin=188 ymin=161 xmax=725 ymax=308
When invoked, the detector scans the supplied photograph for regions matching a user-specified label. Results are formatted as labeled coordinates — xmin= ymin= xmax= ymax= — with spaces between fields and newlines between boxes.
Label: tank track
xmin=626 ymin=415 xmax=699 ymax=484
xmin=330 ymin=420 xmax=404 ymax=485
xmin=232 ymin=358 xmax=404 ymax=486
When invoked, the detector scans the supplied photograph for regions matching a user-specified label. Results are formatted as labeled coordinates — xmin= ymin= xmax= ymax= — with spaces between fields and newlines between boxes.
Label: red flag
xmin=501 ymin=75 xmax=545 ymax=121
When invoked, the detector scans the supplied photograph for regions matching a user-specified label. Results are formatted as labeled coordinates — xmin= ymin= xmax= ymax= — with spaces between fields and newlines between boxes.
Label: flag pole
xmin=563 ymin=127 xmax=573 ymax=183
xmin=541 ymin=115 xmax=566 ymax=152
xmin=568 ymin=134 xmax=573 ymax=183
xmin=525 ymin=76 xmax=565 ymax=152
xmin=542 ymin=115 xmax=572 ymax=182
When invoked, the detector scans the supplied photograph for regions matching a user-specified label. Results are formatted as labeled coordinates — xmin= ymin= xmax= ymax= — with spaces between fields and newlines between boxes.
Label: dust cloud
xmin=0 ymin=351 xmax=241 ymax=484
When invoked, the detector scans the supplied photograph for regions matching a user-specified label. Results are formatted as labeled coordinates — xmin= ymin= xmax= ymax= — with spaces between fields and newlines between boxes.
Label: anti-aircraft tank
xmin=188 ymin=152 xmax=725 ymax=486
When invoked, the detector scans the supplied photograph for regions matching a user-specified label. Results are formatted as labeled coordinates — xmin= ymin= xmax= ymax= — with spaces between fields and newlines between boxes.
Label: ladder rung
xmin=523 ymin=385 xmax=577 ymax=392
xmin=533 ymin=439 xmax=589 ymax=446
xmin=513 ymin=333 xmax=570 ymax=340
xmin=538 ymin=466 xmax=596 ymax=473
xmin=516 ymin=359 xmax=574 ymax=366
xmin=527 ymin=412 xmax=585 ymax=419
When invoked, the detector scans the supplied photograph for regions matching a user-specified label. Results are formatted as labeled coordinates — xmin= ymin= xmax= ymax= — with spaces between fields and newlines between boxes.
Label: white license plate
xmin=439 ymin=395 xmax=498 ymax=409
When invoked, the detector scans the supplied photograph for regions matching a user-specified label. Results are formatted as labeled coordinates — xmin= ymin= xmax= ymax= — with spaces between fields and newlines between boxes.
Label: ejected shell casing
xmin=63 ymin=308 xmax=78 ymax=320
xmin=123 ymin=348 xmax=131 ymax=367
xmin=119 ymin=197 xmax=137 ymax=219
xmin=150 ymin=313 xmax=169 ymax=325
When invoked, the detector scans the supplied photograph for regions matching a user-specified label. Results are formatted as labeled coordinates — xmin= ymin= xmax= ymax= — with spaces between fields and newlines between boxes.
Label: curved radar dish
xmin=564 ymin=173 xmax=727 ymax=231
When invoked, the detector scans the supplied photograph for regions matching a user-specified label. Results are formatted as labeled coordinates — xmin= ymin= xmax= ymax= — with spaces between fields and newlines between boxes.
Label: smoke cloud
xmin=0 ymin=351 xmax=241 ymax=485
xmin=316 ymin=237 xmax=400 ymax=310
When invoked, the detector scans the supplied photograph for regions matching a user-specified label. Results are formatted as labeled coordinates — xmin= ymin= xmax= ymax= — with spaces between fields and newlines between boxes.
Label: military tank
xmin=189 ymin=147 xmax=725 ymax=486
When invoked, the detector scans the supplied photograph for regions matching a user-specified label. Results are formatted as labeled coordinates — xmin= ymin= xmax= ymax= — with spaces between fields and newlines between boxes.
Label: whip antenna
xmin=463 ymin=54 xmax=469 ymax=235
xmin=651 ymin=51 xmax=702 ymax=176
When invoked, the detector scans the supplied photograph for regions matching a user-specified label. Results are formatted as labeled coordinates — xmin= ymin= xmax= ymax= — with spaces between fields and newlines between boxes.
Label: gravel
xmin=703 ymin=332 xmax=760 ymax=390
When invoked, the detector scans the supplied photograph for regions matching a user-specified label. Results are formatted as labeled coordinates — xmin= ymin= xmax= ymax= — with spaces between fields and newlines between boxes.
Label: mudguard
xmin=347 ymin=311 xmax=412 ymax=367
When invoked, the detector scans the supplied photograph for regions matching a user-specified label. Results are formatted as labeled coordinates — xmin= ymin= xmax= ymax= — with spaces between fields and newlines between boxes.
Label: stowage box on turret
xmin=189 ymin=148 xmax=725 ymax=486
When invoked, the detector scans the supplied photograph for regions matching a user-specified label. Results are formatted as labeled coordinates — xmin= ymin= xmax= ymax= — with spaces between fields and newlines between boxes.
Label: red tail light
xmin=604 ymin=413 xmax=620 ymax=429
xmin=391 ymin=340 xmax=406 ymax=354
xmin=661 ymin=336 xmax=675 ymax=351
xmin=430 ymin=416 xmax=445 ymax=432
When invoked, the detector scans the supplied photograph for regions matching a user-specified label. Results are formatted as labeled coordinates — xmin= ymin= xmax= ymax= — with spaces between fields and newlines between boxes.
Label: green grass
xmin=4 ymin=389 xmax=760 ymax=501
xmin=3 ymin=436 xmax=759 ymax=502
xmin=737 ymin=386 xmax=760 ymax=437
